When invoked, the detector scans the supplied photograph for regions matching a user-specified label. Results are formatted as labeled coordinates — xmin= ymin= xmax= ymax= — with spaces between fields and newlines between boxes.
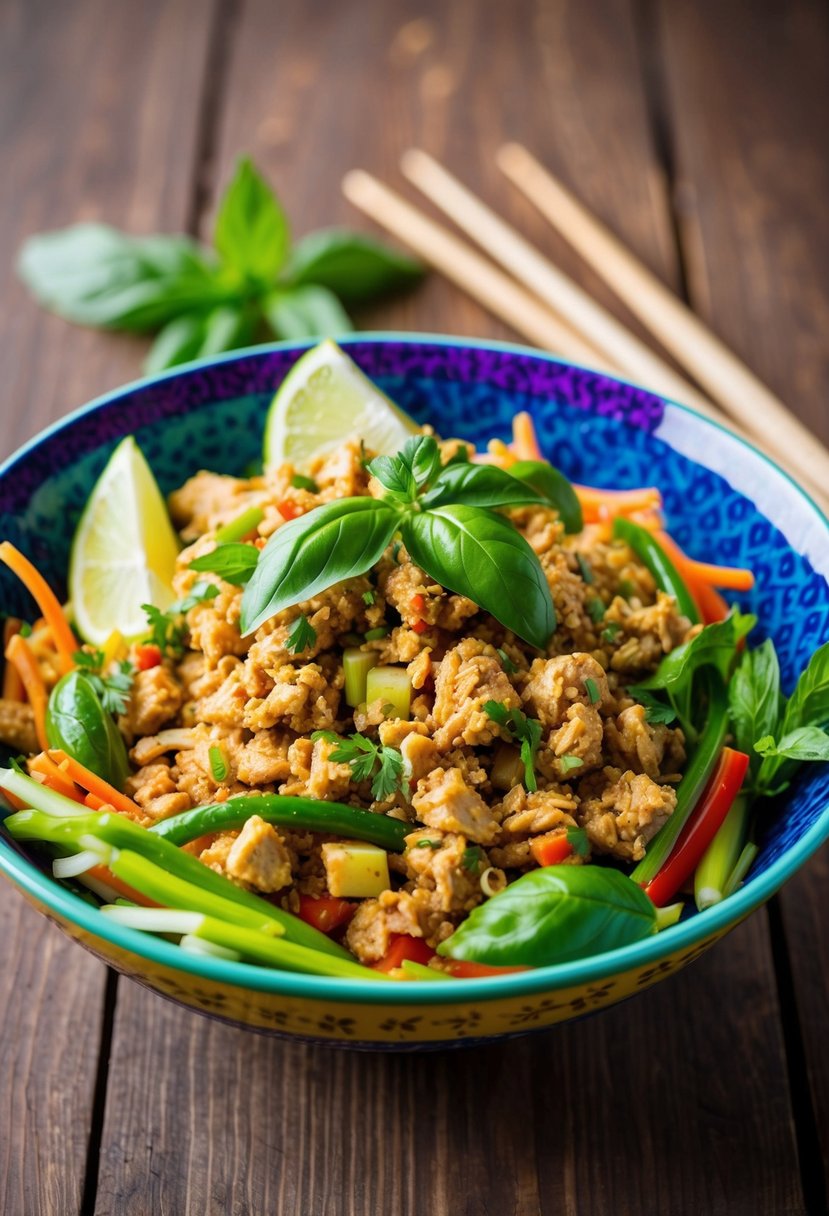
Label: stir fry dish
xmin=2 ymin=342 xmax=828 ymax=981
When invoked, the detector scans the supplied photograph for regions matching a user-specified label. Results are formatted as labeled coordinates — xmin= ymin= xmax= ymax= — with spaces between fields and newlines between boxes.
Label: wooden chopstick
xmin=497 ymin=142 xmax=829 ymax=499
xmin=400 ymin=149 xmax=720 ymax=422
xmin=341 ymin=170 xmax=615 ymax=371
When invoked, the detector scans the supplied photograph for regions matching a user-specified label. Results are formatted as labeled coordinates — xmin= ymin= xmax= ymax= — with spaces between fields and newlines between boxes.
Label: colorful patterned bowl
xmin=1 ymin=336 xmax=828 ymax=1049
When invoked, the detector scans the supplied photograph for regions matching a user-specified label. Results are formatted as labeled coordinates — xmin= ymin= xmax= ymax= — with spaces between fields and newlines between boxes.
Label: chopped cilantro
xmin=19 ymin=621 xmax=32 ymax=638
xmin=362 ymin=590 xmax=376 ymax=606
xmin=585 ymin=677 xmax=600 ymax=704
xmin=576 ymin=554 xmax=594 ymax=584
xmin=618 ymin=578 xmax=635 ymax=599
xmin=365 ymin=626 xmax=389 ymax=641
xmin=484 ymin=701 xmax=543 ymax=792
xmin=462 ymin=845 xmax=485 ymax=873
xmin=142 ymin=582 xmax=219 ymax=659
xmin=208 ymin=745 xmax=228 ymax=782
xmin=291 ymin=473 xmax=318 ymax=492
xmin=72 ymin=648 xmax=136 ymax=715
xmin=311 ymin=730 xmax=406 ymax=802
xmin=630 ymin=687 xmax=678 ymax=726
xmin=559 ymin=754 xmax=584 ymax=774
xmin=601 ymin=621 xmax=622 ymax=644
xmin=415 ymin=839 xmax=442 ymax=850
xmin=586 ymin=597 xmax=606 ymax=623
xmin=286 ymin=614 xmax=317 ymax=654
xmin=496 ymin=647 xmax=518 ymax=674
xmin=565 ymin=825 xmax=591 ymax=857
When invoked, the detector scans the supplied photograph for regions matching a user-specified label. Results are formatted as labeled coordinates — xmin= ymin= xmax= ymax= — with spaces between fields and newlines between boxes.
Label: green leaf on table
xmin=286 ymin=229 xmax=423 ymax=303
xmin=214 ymin=157 xmax=290 ymax=287
xmin=264 ymin=284 xmax=353 ymax=339
xmin=437 ymin=866 xmax=656 ymax=967
xmin=17 ymin=224 xmax=228 ymax=331
xmin=145 ymin=314 xmax=208 ymax=373
xmin=401 ymin=505 xmax=555 ymax=650
xmin=240 ymin=499 xmax=400 ymax=634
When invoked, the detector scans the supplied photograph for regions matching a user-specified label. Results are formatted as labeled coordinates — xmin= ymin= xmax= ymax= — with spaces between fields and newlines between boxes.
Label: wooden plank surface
xmin=92 ymin=1 xmax=807 ymax=1212
xmin=655 ymin=0 xmax=829 ymax=1203
xmin=0 ymin=1 xmax=219 ymax=1212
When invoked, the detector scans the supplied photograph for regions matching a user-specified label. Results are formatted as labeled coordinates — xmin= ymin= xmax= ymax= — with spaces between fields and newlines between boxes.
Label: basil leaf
xmin=755 ymin=726 xmax=829 ymax=763
xmin=421 ymin=462 xmax=546 ymax=510
xmin=240 ymin=499 xmax=399 ymax=634
xmin=45 ymin=672 xmax=129 ymax=789
xmin=214 ymin=157 xmax=289 ymax=287
xmin=508 ymin=460 xmax=583 ymax=534
xmin=144 ymin=314 xmax=208 ymax=374
xmin=190 ymin=543 xmax=259 ymax=586
xmin=17 ymin=224 xmax=227 ymax=332
xmin=636 ymin=610 xmax=756 ymax=696
xmin=264 ymin=284 xmax=352 ymax=340
xmin=400 ymin=435 xmax=442 ymax=490
xmin=632 ymin=688 xmax=678 ymax=726
xmin=779 ymin=639 xmax=829 ymax=735
xmin=286 ymin=229 xmax=423 ymax=304
xmin=368 ymin=455 xmax=417 ymax=501
xmin=401 ymin=505 xmax=555 ymax=649
xmin=437 ymin=866 xmax=656 ymax=966
xmin=728 ymin=639 xmax=783 ymax=765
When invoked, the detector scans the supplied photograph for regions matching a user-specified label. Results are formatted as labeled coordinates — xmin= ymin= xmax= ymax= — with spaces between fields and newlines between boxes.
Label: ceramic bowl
xmin=2 ymin=336 xmax=828 ymax=1049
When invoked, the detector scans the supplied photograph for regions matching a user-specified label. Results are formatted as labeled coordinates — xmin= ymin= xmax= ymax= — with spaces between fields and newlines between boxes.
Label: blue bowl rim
xmin=1 ymin=332 xmax=827 ymax=1008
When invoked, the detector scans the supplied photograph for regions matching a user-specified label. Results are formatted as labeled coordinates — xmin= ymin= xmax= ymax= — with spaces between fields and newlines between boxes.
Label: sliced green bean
xmin=150 ymin=794 xmax=410 ymax=852
xmin=613 ymin=517 xmax=700 ymax=624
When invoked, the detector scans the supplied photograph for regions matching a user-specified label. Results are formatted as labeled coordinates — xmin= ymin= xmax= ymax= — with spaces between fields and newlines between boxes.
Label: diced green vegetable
xmin=321 ymin=840 xmax=390 ymax=897
xmin=214 ymin=506 xmax=265 ymax=544
xmin=694 ymin=794 xmax=749 ymax=910
xmin=366 ymin=665 xmax=411 ymax=720
xmin=343 ymin=647 xmax=380 ymax=707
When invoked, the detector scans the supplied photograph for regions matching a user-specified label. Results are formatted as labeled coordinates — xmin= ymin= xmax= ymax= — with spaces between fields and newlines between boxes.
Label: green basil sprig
xmin=17 ymin=158 xmax=423 ymax=373
xmin=238 ymin=435 xmax=558 ymax=647
xmin=45 ymin=671 xmax=129 ymax=790
xmin=437 ymin=866 xmax=657 ymax=967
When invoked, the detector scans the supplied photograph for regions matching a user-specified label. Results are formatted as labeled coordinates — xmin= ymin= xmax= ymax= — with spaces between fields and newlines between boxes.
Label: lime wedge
xmin=263 ymin=338 xmax=419 ymax=469
xmin=69 ymin=437 xmax=180 ymax=644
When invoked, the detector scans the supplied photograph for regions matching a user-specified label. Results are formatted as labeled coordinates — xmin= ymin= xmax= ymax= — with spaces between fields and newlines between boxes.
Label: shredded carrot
xmin=2 ymin=618 xmax=25 ymax=701
xmin=576 ymin=485 xmax=663 ymax=523
xmin=83 ymin=792 xmax=108 ymax=811
xmin=511 ymin=412 xmax=544 ymax=461
xmin=655 ymin=530 xmax=754 ymax=592
xmin=1 ymin=789 xmax=27 ymax=811
xmin=5 ymin=634 xmax=49 ymax=749
xmin=0 ymin=543 xmax=77 ymax=674
xmin=28 ymin=752 xmax=85 ymax=802
xmin=694 ymin=581 xmax=730 ymax=624
xmin=47 ymin=749 xmax=140 ymax=817
xmin=85 ymin=864 xmax=159 ymax=907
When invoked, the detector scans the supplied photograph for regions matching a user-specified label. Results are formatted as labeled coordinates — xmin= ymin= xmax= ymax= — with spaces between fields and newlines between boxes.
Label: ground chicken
xmin=522 ymin=652 xmax=610 ymax=728
xmin=0 ymin=698 xmax=38 ymax=754
xmin=225 ymin=815 xmax=293 ymax=892
xmin=121 ymin=665 xmax=184 ymax=738
xmin=412 ymin=766 xmax=500 ymax=844
xmin=577 ymin=767 xmax=676 ymax=861
xmin=544 ymin=702 xmax=605 ymax=778
xmin=431 ymin=637 xmax=521 ymax=750
xmin=604 ymin=704 xmax=682 ymax=779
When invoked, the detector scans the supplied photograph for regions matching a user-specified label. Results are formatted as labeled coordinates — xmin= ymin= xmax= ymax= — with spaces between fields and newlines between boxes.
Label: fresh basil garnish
xmin=420 ymin=462 xmax=547 ymax=510
xmin=437 ymin=866 xmax=656 ymax=967
xmin=286 ymin=229 xmax=423 ymax=304
xmin=45 ymin=671 xmax=129 ymax=790
xmin=402 ymin=505 xmax=554 ymax=649
xmin=240 ymin=499 xmax=399 ymax=635
xmin=190 ymin=542 xmax=260 ymax=586
xmin=508 ymin=459 xmax=584 ymax=533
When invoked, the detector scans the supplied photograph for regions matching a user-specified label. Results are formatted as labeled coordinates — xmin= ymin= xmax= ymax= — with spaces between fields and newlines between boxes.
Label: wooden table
xmin=2 ymin=1 xmax=827 ymax=1212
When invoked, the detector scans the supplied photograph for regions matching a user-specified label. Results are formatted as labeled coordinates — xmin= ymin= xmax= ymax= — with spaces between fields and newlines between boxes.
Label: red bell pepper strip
xmin=134 ymin=643 xmax=163 ymax=670
xmin=443 ymin=959 xmax=531 ymax=978
xmin=371 ymin=934 xmax=435 ymax=972
xmin=297 ymin=894 xmax=355 ymax=935
xmin=644 ymin=747 xmax=749 ymax=907
xmin=529 ymin=832 xmax=572 ymax=867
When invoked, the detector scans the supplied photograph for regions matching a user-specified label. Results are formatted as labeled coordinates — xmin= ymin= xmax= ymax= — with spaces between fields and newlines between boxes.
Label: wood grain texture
xmin=0 ymin=1 xmax=219 ymax=1212
xmin=654 ymin=0 xmax=829 ymax=1194
xmin=93 ymin=1 xmax=806 ymax=1213
xmin=94 ymin=916 xmax=802 ymax=1216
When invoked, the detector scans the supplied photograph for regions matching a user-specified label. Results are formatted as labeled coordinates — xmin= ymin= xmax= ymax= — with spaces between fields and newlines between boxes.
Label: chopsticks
xmin=497 ymin=143 xmax=829 ymax=496
xmin=342 ymin=171 xmax=611 ymax=371
xmin=342 ymin=151 xmax=829 ymax=506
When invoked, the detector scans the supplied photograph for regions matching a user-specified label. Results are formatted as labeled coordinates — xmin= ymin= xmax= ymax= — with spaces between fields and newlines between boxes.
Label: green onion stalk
xmin=694 ymin=796 xmax=758 ymax=909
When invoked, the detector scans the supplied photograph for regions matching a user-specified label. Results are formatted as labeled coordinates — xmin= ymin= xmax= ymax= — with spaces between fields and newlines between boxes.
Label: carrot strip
xmin=28 ymin=752 xmax=85 ymax=802
xmin=0 ymin=543 xmax=77 ymax=674
xmin=694 ymin=581 xmax=730 ymax=624
xmin=511 ymin=411 xmax=544 ymax=461
xmin=0 ymin=789 xmax=27 ymax=810
xmin=655 ymin=530 xmax=754 ymax=592
xmin=83 ymin=792 xmax=108 ymax=811
xmin=5 ymin=634 xmax=48 ymax=749
xmin=2 ymin=619 xmax=25 ymax=701
xmin=576 ymin=485 xmax=663 ymax=518
xmin=85 ymin=864 xmax=159 ymax=907
xmin=47 ymin=749 xmax=140 ymax=817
